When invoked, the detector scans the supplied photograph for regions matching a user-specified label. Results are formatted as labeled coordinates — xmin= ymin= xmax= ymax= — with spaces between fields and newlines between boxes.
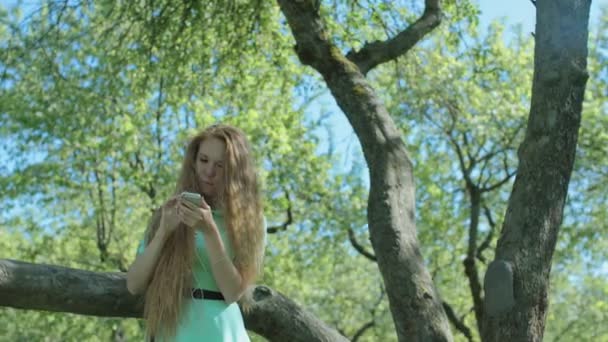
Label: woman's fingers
xmin=180 ymin=200 xmax=199 ymax=214
xmin=178 ymin=201 xmax=201 ymax=226
xmin=178 ymin=200 xmax=216 ymax=231
xmin=177 ymin=207 xmax=195 ymax=225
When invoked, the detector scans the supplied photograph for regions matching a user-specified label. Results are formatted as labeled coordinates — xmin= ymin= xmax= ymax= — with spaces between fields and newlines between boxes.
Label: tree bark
xmin=0 ymin=259 xmax=347 ymax=342
xmin=276 ymin=1 xmax=452 ymax=341
xmin=481 ymin=0 xmax=591 ymax=341
xmin=0 ymin=259 xmax=141 ymax=317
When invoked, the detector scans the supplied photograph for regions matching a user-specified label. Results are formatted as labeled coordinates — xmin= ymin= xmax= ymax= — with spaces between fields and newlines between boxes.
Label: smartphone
xmin=180 ymin=191 xmax=202 ymax=205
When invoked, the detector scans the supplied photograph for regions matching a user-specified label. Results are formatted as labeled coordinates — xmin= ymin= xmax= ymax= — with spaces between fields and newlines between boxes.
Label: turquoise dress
xmin=137 ymin=210 xmax=250 ymax=342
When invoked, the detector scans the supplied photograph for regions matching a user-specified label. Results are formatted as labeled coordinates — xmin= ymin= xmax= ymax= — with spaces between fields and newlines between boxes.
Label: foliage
xmin=1 ymin=1 xmax=606 ymax=341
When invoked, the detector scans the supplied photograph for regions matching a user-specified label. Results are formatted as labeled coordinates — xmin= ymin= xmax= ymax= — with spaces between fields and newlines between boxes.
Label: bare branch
xmin=351 ymin=321 xmax=374 ymax=342
xmin=346 ymin=0 xmax=442 ymax=74
xmin=347 ymin=228 xmax=377 ymax=261
xmin=480 ymin=169 xmax=516 ymax=193
xmin=0 ymin=259 xmax=348 ymax=342
xmin=463 ymin=131 xmax=476 ymax=168
xmin=442 ymin=301 xmax=474 ymax=342
xmin=155 ymin=77 xmax=164 ymax=173
xmin=0 ymin=259 xmax=140 ymax=317
xmin=352 ymin=282 xmax=385 ymax=341
xmin=439 ymin=99 xmax=476 ymax=185
xmin=448 ymin=130 xmax=474 ymax=184
xmin=464 ymin=188 xmax=484 ymax=333
xmin=553 ymin=320 xmax=578 ymax=342
xmin=477 ymin=205 xmax=497 ymax=263
xmin=267 ymin=190 xmax=293 ymax=234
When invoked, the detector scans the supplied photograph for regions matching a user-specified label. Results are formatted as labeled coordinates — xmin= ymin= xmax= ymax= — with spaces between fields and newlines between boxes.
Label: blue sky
xmin=480 ymin=0 xmax=608 ymax=30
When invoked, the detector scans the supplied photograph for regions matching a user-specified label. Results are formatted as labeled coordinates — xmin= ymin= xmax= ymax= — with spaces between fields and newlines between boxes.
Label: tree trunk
xmin=481 ymin=0 xmax=591 ymax=341
xmin=276 ymin=1 xmax=452 ymax=341
xmin=0 ymin=259 xmax=347 ymax=342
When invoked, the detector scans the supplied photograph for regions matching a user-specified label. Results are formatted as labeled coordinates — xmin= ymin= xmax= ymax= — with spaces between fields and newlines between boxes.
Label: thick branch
xmin=242 ymin=286 xmax=349 ymax=342
xmin=346 ymin=0 xmax=442 ymax=75
xmin=0 ymin=259 xmax=347 ymax=342
xmin=0 ymin=259 xmax=140 ymax=317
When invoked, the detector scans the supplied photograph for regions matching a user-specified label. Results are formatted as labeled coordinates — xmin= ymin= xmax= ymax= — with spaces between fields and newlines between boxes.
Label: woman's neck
xmin=205 ymin=196 xmax=222 ymax=211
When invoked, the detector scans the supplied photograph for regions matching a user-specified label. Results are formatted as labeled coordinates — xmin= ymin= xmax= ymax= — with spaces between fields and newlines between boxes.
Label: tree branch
xmin=347 ymin=228 xmax=376 ymax=261
xmin=267 ymin=190 xmax=293 ymax=234
xmin=352 ymin=282 xmax=385 ymax=341
xmin=480 ymin=169 xmax=516 ymax=193
xmin=552 ymin=318 xmax=578 ymax=342
xmin=477 ymin=205 xmax=497 ymax=263
xmin=0 ymin=259 xmax=140 ymax=317
xmin=351 ymin=321 xmax=374 ymax=342
xmin=464 ymin=187 xmax=484 ymax=333
xmin=442 ymin=301 xmax=474 ymax=342
xmin=0 ymin=259 xmax=348 ymax=342
xmin=346 ymin=0 xmax=442 ymax=75
xmin=242 ymin=285 xmax=349 ymax=341
xmin=440 ymin=99 xmax=475 ymax=185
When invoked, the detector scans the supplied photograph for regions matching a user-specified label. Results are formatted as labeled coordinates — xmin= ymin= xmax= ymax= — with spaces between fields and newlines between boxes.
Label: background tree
xmin=481 ymin=1 xmax=591 ymax=340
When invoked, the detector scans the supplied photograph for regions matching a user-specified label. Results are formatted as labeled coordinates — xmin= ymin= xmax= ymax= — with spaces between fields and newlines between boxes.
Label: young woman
xmin=126 ymin=124 xmax=266 ymax=341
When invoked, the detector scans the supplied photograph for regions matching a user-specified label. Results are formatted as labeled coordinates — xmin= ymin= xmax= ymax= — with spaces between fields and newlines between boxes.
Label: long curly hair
xmin=141 ymin=124 xmax=265 ymax=340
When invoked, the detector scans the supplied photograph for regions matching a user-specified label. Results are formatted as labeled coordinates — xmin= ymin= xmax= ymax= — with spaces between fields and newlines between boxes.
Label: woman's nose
xmin=205 ymin=165 xmax=216 ymax=177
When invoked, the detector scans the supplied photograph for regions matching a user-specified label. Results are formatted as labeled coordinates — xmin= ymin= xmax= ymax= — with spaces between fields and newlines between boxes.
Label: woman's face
xmin=195 ymin=137 xmax=226 ymax=202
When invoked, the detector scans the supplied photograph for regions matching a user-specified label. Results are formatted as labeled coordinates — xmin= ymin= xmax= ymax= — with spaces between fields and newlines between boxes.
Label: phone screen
xmin=181 ymin=192 xmax=201 ymax=205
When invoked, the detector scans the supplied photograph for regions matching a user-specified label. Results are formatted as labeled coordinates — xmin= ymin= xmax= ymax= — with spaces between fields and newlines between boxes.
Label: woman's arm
xmin=177 ymin=198 xmax=247 ymax=303
xmin=203 ymin=226 xmax=247 ymax=304
xmin=125 ymin=228 xmax=170 ymax=295
xmin=126 ymin=198 xmax=180 ymax=295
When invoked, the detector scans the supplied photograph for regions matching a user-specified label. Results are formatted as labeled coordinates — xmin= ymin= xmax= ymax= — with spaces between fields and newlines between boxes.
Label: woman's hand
xmin=159 ymin=195 xmax=181 ymax=235
xmin=177 ymin=196 xmax=217 ymax=234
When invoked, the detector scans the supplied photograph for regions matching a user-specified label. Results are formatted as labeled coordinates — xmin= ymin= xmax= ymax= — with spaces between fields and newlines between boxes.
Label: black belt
xmin=191 ymin=288 xmax=225 ymax=300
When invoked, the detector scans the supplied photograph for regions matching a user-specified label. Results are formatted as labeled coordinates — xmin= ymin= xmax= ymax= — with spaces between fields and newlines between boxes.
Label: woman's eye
xmin=200 ymin=159 xmax=207 ymax=163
